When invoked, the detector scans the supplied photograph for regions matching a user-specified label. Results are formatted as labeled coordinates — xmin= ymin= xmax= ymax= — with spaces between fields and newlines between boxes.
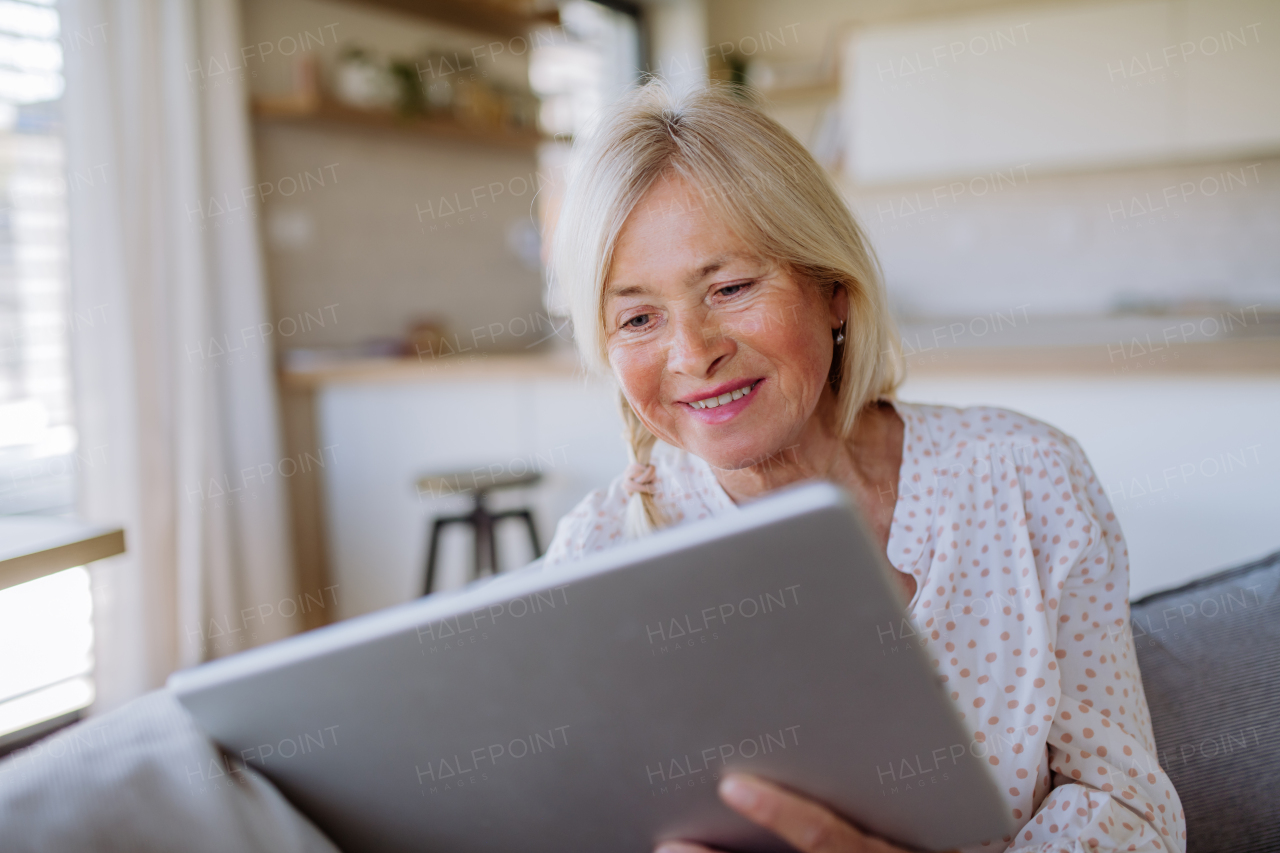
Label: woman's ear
xmin=829 ymin=284 xmax=850 ymax=330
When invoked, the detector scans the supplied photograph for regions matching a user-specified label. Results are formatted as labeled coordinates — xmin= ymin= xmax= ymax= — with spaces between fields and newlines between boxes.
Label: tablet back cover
xmin=171 ymin=483 xmax=1012 ymax=852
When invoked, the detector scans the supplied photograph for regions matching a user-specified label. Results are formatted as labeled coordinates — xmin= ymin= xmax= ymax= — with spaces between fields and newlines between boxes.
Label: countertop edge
xmin=279 ymin=340 xmax=1280 ymax=388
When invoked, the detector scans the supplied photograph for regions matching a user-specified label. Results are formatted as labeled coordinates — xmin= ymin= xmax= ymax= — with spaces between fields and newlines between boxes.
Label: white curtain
xmin=60 ymin=0 xmax=300 ymax=712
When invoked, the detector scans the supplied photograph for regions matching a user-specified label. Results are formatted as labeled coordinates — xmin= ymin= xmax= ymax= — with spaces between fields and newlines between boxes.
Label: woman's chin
xmin=686 ymin=434 xmax=796 ymax=475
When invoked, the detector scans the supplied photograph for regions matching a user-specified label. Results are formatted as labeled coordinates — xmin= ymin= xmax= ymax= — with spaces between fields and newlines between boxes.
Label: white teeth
xmin=690 ymin=382 xmax=756 ymax=409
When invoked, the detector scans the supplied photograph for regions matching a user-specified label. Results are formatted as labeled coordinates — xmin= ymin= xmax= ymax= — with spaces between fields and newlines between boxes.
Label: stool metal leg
xmin=422 ymin=503 xmax=540 ymax=595
xmin=490 ymin=509 xmax=542 ymax=561
xmin=423 ymin=514 xmax=472 ymax=596
xmin=473 ymin=507 xmax=496 ymax=579
xmin=484 ymin=511 xmax=499 ymax=576
xmin=515 ymin=509 xmax=541 ymax=558
xmin=423 ymin=517 xmax=447 ymax=596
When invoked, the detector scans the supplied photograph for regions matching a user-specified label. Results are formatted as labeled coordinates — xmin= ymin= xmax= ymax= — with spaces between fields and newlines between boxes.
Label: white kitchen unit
xmin=845 ymin=0 xmax=1280 ymax=184
xmin=286 ymin=336 xmax=1280 ymax=621
xmin=295 ymin=354 xmax=628 ymax=620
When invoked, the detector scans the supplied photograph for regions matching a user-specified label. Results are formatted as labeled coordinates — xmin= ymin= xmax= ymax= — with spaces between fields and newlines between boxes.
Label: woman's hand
xmin=654 ymin=773 xmax=936 ymax=853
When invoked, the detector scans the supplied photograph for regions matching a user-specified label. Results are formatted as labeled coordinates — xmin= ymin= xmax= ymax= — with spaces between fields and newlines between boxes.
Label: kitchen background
xmin=244 ymin=0 xmax=1280 ymax=618
xmin=2 ymin=0 xmax=1278 ymax=735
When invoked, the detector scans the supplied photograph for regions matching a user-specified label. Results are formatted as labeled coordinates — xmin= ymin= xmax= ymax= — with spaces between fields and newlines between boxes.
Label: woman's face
xmin=604 ymin=174 xmax=846 ymax=472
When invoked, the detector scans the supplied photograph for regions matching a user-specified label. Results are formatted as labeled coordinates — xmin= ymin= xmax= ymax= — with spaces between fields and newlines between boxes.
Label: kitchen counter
xmin=278 ymin=316 xmax=1279 ymax=622
xmin=896 ymin=337 xmax=1280 ymax=375
xmin=280 ymin=349 xmax=587 ymax=390
xmin=280 ymin=329 xmax=1280 ymax=392
xmin=894 ymin=310 xmax=1280 ymax=375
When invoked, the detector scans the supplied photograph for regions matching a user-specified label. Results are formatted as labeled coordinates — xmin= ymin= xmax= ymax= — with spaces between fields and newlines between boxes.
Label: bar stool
xmin=417 ymin=469 xmax=543 ymax=595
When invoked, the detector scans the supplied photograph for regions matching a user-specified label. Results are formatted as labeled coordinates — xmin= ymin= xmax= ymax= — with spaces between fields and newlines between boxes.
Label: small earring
xmin=835 ymin=321 xmax=846 ymax=345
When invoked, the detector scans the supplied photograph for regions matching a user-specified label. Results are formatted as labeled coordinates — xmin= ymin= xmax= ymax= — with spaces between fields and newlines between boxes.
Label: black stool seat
xmin=417 ymin=469 xmax=543 ymax=595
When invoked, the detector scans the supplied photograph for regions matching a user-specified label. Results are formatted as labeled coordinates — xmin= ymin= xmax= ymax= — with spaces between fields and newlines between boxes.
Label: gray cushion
xmin=1131 ymin=550 xmax=1280 ymax=853
xmin=0 ymin=689 xmax=339 ymax=853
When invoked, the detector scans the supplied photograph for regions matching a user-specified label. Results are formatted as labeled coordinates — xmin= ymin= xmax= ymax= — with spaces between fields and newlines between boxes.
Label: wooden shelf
xmin=252 ymin=98 xmax=547 ymax=151
xmin=342 ymin=0 xmax=558 ymax=39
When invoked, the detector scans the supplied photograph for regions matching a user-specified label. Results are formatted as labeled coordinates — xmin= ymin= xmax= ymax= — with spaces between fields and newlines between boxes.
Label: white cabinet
xmin=317 ymin=374 xmax=628 ymax=620
xmin=845 ymin=0 xmax=1280 ymax=184
xmin=1183 ymin=0 xmax=1280 ymax=153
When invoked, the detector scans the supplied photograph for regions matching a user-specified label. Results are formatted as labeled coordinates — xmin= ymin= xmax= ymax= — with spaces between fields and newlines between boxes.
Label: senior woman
xmin=543 ymin=83 xmax=1184 ymax=853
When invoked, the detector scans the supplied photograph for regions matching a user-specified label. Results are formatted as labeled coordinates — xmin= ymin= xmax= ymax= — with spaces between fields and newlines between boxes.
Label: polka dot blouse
xmin=545 ymin=402 xmax=1186 ymax=852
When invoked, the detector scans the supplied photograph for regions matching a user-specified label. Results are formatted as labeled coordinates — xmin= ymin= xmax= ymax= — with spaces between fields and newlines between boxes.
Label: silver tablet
xmin=169 ymin=482 xmax=1012 ymax=852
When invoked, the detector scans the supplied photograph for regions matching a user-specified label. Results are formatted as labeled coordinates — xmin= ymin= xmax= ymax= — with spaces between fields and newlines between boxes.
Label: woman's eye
xmin=716 ymin=282 xmax=751 ymax=298
xmin=624 ymin=314 xmax=650 ymax=329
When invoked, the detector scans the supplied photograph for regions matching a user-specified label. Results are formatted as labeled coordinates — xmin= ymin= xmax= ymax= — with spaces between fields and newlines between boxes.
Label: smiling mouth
xmin=687 ymin=381 xmax=760 ymax=410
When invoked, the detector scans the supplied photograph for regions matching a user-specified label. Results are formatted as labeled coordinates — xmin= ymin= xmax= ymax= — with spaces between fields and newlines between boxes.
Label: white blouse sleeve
xmin=1005 ymin=438 xmax=1185 ymax=852
xmin=542 ymin=478 xmax=631 ymax=568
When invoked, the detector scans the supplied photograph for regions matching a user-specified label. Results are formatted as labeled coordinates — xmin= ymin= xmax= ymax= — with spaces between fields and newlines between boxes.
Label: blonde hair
xmin=550 ymin=81 xmax=902 ymax=538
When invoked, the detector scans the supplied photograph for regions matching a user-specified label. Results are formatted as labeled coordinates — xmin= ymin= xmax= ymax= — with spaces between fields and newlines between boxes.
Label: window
xmin=529 ymin=0 xmax=640 ymax=140
xmin=529 ymin=0 xmax=640 ymax=315
xmin=0 ymin=0 xmax=95 ymax=745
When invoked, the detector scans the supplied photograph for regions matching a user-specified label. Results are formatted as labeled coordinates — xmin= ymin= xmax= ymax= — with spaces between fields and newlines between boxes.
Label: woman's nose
xmin=667 ymin=314 xmax=734 ymax=377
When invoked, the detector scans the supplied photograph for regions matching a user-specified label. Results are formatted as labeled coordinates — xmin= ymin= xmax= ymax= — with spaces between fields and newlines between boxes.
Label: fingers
xmin=718 ymin=773 xmax=878 ymax=853
xmin=654 ymin=773 xmax=907 ymax=853
xmin=655 ymin=843 xmax=716 ymax=853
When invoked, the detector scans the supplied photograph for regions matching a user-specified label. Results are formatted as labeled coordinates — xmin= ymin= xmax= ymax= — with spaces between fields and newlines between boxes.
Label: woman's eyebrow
xmin=694 ymin=255 xmax=741 ymax=280
xmin=605 ymin=283 xmax=649 ymax=299
xmin=605 ymin=254 xmax=753 ymax=299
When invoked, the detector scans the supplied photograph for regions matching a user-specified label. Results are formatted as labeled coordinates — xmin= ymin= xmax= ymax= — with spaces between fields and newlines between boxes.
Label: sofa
xmin=1128 ymin=548 xmax=1280 ymax=852
xmin=1 ymin=550 xmax=1276 ymax=852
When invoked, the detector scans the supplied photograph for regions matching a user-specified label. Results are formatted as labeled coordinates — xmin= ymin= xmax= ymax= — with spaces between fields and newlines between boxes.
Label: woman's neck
xmin=710 ymin=396 xmax=836 ymax=503
xmin=712 ymin=392 xmax=903 ymax=507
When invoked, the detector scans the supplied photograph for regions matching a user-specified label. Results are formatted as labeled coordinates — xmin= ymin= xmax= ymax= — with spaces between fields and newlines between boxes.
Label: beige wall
xmin=238 ymin=0 xmax=545 ymax=350
xmin=703 ymin=0 xmax=1096 ymax=143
